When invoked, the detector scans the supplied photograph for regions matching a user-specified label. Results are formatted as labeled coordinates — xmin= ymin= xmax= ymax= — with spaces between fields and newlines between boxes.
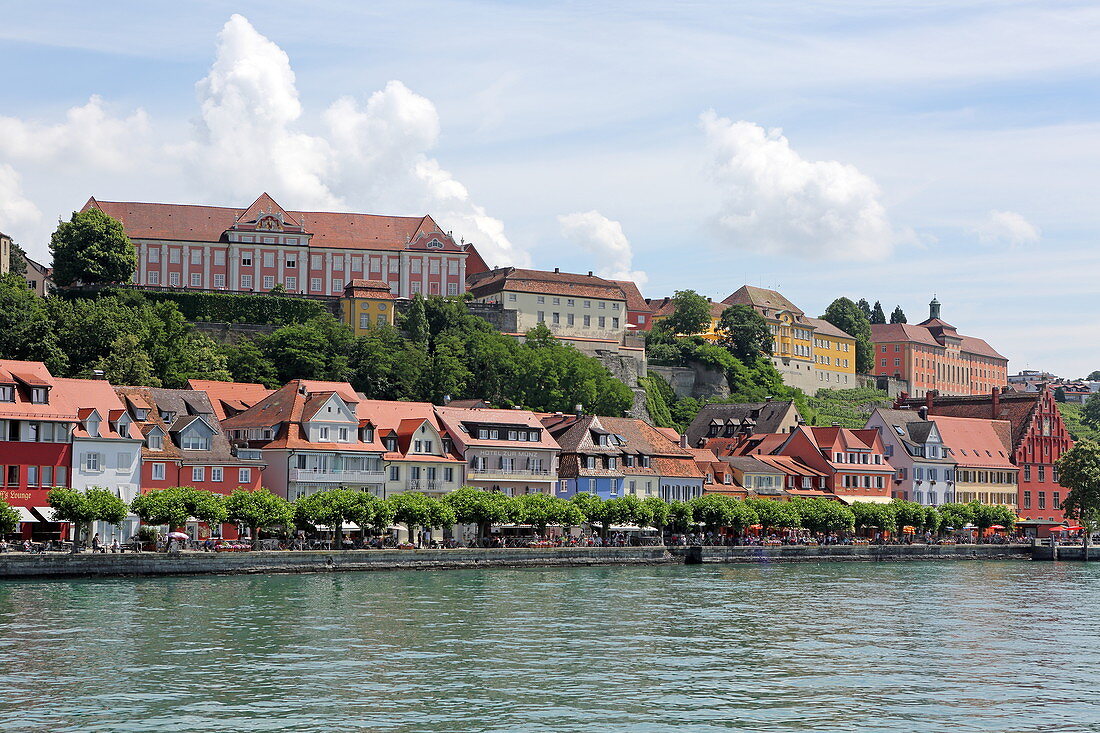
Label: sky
xmin=0 ymin=0 xmax=1096 ymax=377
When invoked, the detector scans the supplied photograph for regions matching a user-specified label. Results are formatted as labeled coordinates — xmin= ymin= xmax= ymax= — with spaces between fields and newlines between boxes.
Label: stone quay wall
xmin=0 ymin=544 xmax=1033 ymax=580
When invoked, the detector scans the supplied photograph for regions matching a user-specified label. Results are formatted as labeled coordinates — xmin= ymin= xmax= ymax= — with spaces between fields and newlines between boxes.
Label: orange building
xmin=871 ymin=298 xmax=1007 ymax=397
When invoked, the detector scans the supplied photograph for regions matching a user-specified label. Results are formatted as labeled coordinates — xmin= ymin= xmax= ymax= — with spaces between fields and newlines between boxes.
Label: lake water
xmin=1 ymin=560 xmax=1099 ymax=732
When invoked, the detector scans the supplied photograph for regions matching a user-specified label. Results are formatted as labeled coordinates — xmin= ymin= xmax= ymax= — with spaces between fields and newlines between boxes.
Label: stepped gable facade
xmin=84 ymin=193 xmax=488 ymax=299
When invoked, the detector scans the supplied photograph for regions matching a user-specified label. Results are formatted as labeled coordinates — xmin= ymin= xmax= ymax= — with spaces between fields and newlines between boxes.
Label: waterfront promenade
xmin=0 ymin=543 xmax=1032 ymax=579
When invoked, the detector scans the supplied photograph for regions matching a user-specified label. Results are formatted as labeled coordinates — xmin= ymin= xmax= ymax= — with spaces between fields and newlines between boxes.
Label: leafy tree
xmin=224 ymin=488 xmax=295 ymax=545
xmin=857 ymin=298 xmax=872 ymax=320
xmin=131 ymin=489 xmax=191 ymax=531
xmin=296 ymin=489 xmax=365 ymax=546
xmin=870 ymin=301 xmax=887 ymax=324
xmin=792 ymin=498 xmax=855 ymax=534
xmin=49 ymin=208 xmax=136 ymax=287
xmin=348 ymin=492 xmax=395 ymax=535
xmin=388 ymin=492 xmax=455 ymax=546
xmin=1087 ymin=371 xmax=1100 ymax=382
xmin=744 ymin=498 xmax=800 ymax=533
xmin=1055 ymin=386 xmax=1067 ymax=403
xmin=444 ymin=487 xmax=516 ymax=542
xmin=692 ymin=495 xmax=759 ymax=533
xmin=640 ymin=496 xmax=671 ymax=542
xmin=889 ymin=306 xmax=907 ymax=324
xmin=667 ymin=500 xmax=694 ymax=532
xmin=219 ymin=338 xmax=280 ymax=388
xmin=1083 ymin=394 xmax=1100 ymax=430
xmin=348 ymin=324 xmax=427 ymax=401
xmin=94 ymin=333 xmax=160 ymax=386
xmin=936 ymin=502 xmax=975 ymax=533
xmin=822 ymin=297 xmax=873 ymax=374
xmin=850 ymin=501 xmax=897 ymax=534
xmin=48 ymin=487 xmax=129 ymax=553
xmin=970 ymin=502 xmax=1016 ymax=532
xmin=0 ymin=498 xmax=19 ymax=535
xmin=1058 ymin=440 xmax=1100 ymax=560
xmin=515 ymin=493 xmax=581 ymax=535
xmin=0 ymin=274 xmax=67 ymax=372
xmin=524 ymin=322 xmax=557 ymax=348
xmin=8 ymin=241 xmax=27 ymax=278
xmin=570 ymin=492 xmax=606 ymax=532
xmin=260 ymin=315 xmax=352 ymax=384
xmin=920 ymin=505 xmax=941 ymax=534
xmin=401 ymin=293 xmax=430 ymax=344
xmin=715 ymin=305 xmax=773 ymax=361
xmin=891 ymin=499 xmax=926 ymax=532
xmin=176 ymin=487 xmax=228 ymax=526
xmin=658 ymin=290 xmax=712 ymax=336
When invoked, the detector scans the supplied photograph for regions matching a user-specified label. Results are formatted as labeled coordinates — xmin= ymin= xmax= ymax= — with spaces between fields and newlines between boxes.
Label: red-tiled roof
xmin=609 ymin=280 xmax=652 ymax=313
xmin=466 ymin=267 xmax=627 ymax=301
xmin=895 ymin=391 xmax=1042 ymax=453
xmin=188 ymin=379 xmax=274 ymax=421
xmin=0 ymin=360 xmax=77 ymax=422
xmin=930 ymin=416 xmax=1016 ymax=469
xmin=804 ymin=317 xmax=854 ymax=340
xmin=871 ymin=323 xmax=1007 ymax=360
xmin=722 ymin=285 xmax=804 ymax=316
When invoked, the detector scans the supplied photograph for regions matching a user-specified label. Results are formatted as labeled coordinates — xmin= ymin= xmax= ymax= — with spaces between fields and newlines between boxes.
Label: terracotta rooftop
xmin=722 ymin=285 xmax=804 ymax=316
xmin=871 ymin=323 xmax=1007 ymax=361
xmin=609 ymin=280 xmax=652 ymax=313
xmin=188 ymin=379 xmax=275 ymax=421
xmin=466 ymin=267 xmax=627 ymax=302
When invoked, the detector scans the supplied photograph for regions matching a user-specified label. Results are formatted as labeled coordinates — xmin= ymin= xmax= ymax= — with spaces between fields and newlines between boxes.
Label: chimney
xmin=924 ymin=391 xmax=934 ymax=411
xmin=554 ymin=267 xmax=560 ymax=273
xmin=918 ymin=406 xmax=929 ymax=421
xmin=91 ymin=369 xmax=106 ymax=380
xmin=575 ymin=403 xmax=583 ymax=417
xmin=765 ymin=395 xmax=772 ymax=403
xmin=588 ymin=271 xmax=593 ymax=277
xmin=679 ymin=434 xmax=688 ymax=448
xmin=991 ymin=387 xmax=1000 ymax=419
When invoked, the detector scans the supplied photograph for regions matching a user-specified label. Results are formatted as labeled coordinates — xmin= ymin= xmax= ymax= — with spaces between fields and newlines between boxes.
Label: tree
xmin=1087 ymin=371 xmax=1100 ymax=382
xmin=296 ymin=489 xmax=365 ymax=547
xmin=616 ymin=494 xmax=653 ymax=532
xmin=1055 ymin=386 xmax=1067 ymax=403
xmin=94 ymin=333 xmax=160 ymax=387
xmin=570 ymin=492 xmax=607 ymax=535
xmin=659 ymin=290 xmax=712 ymax=336
xmin=178 ymin=487 xmax=228 ymax=527
xmin=857 ymin=298 xmax=872 ymax=320
xmin=792 ymin=498 xmax=855 ymax=535
xmin=821 ymin=298 xmax=874 ymax=374
xmin=401 ymin=293 xmax=430 ymax=344
xmin=936 ymin=502 xmax=975 ymax=535
xmin=870 ymin=301 xmax=887 ymax=324
xmin=667 ymin=500 xmax=694 ymax=533
xmin=920 ymin=505 xmax=941 ymax=535
xmin=48 ymin=487 xmax=129 ymax=553
xmin=260 ymin=315 xmax=352 ymax=384
xmin=0 ymin=274 xmax=67 ymax=372
xmin=515 ymin=493 xmax=581 ymax=536
xmin=8 ymin=241 xmax=27 ymax=278
xmin=891 ymin=499 xmax=926 ymax=532
xmin=1083 ymin=394 xmax=1100 ymax=430
xmin=850 ymin=501 xmax=897 ymax=535
xmin=970 ymin=502 xmax=1016 ymax=533
xmin=1058 ymin=440 xmax=1100 ymax=560
xmin=219 ymin=338 xmax=280 ymax=388
xmin=445 ymin=487 xmax=516 ymax=543
xmin=889 ymin=306 xmax=907 ymax=324
xmin=131 ymin=489 xmax=191 ymax=535
xmin=715 ymin=305 xmax=773 ymax=361
xmin=388 ymin=492 xmax=455 ymax=547
xmin=0 ymin=498 xmax=19 ymax=535
xmin=640 ymin=496 xmax=671 ymax=543
xmin=745 ymin=498 xmax=800 ymax=534
xmin=224 ymin=488 xmax=295 ymax=546
xmin=49 ymin=208 xmax=136 ymax=287
xmin=524 ymin=322 xmax=557 ymax=348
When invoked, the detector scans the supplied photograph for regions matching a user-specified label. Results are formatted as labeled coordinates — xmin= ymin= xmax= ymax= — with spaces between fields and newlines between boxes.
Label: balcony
xmin=290 ymin=468 xmax=385 ymax=484
xmin=468 ymin=467 xmax=554 ymax=481
xmin=407 ymin=479 xmax=444 ymax=492
xmin=236 ymin=449 xmax=263 ymax=461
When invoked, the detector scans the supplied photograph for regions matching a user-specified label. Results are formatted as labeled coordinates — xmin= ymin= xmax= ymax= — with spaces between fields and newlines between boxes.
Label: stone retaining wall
xmin=0 ymin=544 xmax=1033 ymax=580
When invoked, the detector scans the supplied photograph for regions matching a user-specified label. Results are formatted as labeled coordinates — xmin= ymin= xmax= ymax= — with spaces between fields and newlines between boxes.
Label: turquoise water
xmin=1 ymin=561 xmax=1098 ymax=732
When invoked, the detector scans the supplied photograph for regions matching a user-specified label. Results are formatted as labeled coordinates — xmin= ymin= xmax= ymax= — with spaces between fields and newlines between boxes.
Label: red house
xmin=897 ymin=387 xmax=1074 ymax=529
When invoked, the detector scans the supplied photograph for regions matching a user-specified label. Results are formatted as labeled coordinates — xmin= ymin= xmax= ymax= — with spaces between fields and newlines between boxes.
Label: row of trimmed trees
xmin=0 ymin=486 xmax=1020 ymax=555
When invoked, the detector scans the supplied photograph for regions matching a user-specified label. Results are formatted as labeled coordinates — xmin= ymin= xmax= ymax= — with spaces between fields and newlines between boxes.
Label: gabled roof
xmin=57 ymin=378 xmax=141 ymax=440
xmin=466 ymin=267 xmax=627 ymax=302
xmin=930 ymin=416 xmax=1015 ymax=469
xmin=804 ymin=317 xmax=854 ymax=340
xmin=356 ymin=399 xmax=463 ymax=462
xmin=895 ymin=391 xmax=1046 ymax=453
xmin=437 ymin=406 xmax=560 ymax=450
xmin=187 ymin=379 xmax=274 ymax=421
xmin=0 ymin=360 xmax=78 ymax=422
xmin=114 ymin=385 xmax=248 ymax=463
xmin=685 ymin=401 xmax=801 ymax=446
xmin=609 ymin=280 xmax=652 ymax=313
xmin=722 ymin=285 xmax=803 ymax=316
xmin=343 ymin=280 xmax=399 ymax=299
xmin=871 ymin=323 xmax=1007 ymax=360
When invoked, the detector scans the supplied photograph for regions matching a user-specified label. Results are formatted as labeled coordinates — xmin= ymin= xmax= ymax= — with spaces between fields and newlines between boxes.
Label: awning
xmin=15 ymin=507 xmax=37 ymax=523
xmin=32 ymin=507 xmax=59 ymax=522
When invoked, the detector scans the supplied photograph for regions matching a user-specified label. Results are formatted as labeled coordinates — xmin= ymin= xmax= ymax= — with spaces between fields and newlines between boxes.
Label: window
xmin=1038 ymin=491 xmax=1046 ymax=509
xmin=241 ymin=254 xmax=253 ymax=267
xmin=552 ymin=313 xmax=560 ymax=325
xmin=537 ymin=311 xmax=545 ymax=323
xmin=881 ymin=359 xmax=888 ymax=368
xmin=169 ymin=272 xmax=181 ymax=286
xmin=894 ymin=358 xmax=901 ymax=367
xmin=389 ymin=466 xmax=400 ymax=481
xmin=583 ymin=315 xmax=591 ymax=327
xmin=263 ymin=252 xmax=275 ymax=268
xmin=448 ymin=260 xmax=459 ymax=275
xmin=149 ymin=248 xmax=160 ymax=263
xmin=360 ymin=313 xmax=370 ymax=329
xmin=508 ymin=293 xmax=517 ymax=301
xmin=599 ymin=301 xmax=606 ymax=309
xmin=411 ymin=259 xmax=422 ymax=274
xmin=86 ymin=453 xmax=100 ymax=471
xmin=333 ymin=255 xmax=343 ymax=270
xmin=311 ymin=278 xmax=322 ymax=292
xmin=148 ymin=271 xmax=160 ymax=285
xmin=311 ymin=254 xmax=323 ymax=269
xmin=411 ymin=281 xmax=422 ymax=294
xmin=584 ymin=300 xmax=591 ymax=308
xmin=238 ymin=467 xmax=252 ymax=484
xmin=352 ymin=257 xmax=362 ymax=271
xmin=152 ymin=462 xmax=165 ymax=481
xmin=586 ymin=456 xmax=597 ymax=469
xmin=331 ymin=280 xmax=342 ymax=293
xmin=318 ymin=426 xmax=330 ymax=441
xmin=241 ymin=274 xmax=253 ymax=289
xmin=213 ymin=274 xmax=226 ymax=288
xmin=211 ymin=467 xmax=223 ymax=482
xmin=1024 ymin=464 xmax=1031 ymax=481
xmin=1038 ymin=465 xmax=1046 ymax=482
xmin=27 ymin=466 xmax=38 ymax=486
xmin=568 ymin=313 xmax=575 ymax=326
xmin=285 ymin=276 xmax=296 ymax=290
xmin=263 ymin=275 xmax=275 ymax=289
xmin=447 ymin=283 xmax=459 ymax=296
xmin=444 ymin=467 xmax=454 ymax=482
xmin=169 ymin=249 xmax=181 ymax=264
xmin=0 ymin=386 xmax=12 ymax=402
xmin=537 ymin=296 xmax=545 ymax=304
xmin=389 ymin=259 xmax=399 ymax=273
xmin=192 ymin=466 xmax=205 ymax=482
xmin=181 ymin=433 xmax=210 ymax=450
xmin=613 ymin=317 xmax=619 ymax=329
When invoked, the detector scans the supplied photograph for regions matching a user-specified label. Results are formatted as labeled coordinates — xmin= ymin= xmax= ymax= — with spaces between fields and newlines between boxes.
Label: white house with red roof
xmin=221 ymin=380 xmax=385 ymax=501
xmin=84 ymin=192 xmax=488 ymax=298
xmin=435 ymin=405 xmax=559 ymax=496
xmin=358 ymin=399 xmax=465 ymax=498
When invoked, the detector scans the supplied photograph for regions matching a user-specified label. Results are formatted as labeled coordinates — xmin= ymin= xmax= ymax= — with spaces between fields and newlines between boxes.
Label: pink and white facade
xmin=84 ymin=193 xmax=489 ymax=298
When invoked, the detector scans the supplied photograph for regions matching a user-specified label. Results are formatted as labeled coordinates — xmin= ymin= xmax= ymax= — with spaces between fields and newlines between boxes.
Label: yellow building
xmin=341 ymin=279 xmax=400 ymax=335
xmin=806 ymin=317 xmax=856 ymax=387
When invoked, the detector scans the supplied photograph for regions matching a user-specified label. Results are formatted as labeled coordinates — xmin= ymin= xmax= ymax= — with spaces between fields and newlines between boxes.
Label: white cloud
xmin=974 ymin=210 xmax=1040 ymax=248
xmin=700 ymin=110 xmax=896 ymax=261
xmin=0 ymin=14 xmax=522 ymax=266
xmin=557 ymin=210 xmax=647 ymax=286
xmin=0 ymin=165 xmax=42 ymax=237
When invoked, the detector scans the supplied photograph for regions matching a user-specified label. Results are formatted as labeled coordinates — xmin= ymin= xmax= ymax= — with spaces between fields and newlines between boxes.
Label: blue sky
xmin=1 ymin=1 xmax=1097 ymax=376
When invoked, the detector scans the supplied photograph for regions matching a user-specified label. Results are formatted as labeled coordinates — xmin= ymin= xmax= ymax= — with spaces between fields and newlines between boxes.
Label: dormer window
xmin=385 ymin=437 xmax=398 ymax=451
xmin=262 ymin=428 xmax=275 ymax=440
xmin=148 ymin=433 xmax=163 ymax=451
xmin=362 ymin=427 xmax=375 ymax=442
xmin=134 ymin=408 xmax=149 ymax=421
xmin=30 ymin=388 xmax=47 ymax=404
xmin=0 ymin=386 xmax=13 ymax=402
xmin=160 ymin=410 xmax=175 ymax=423
xmin=318 ymin=427 xmax=330 ymax=441
xmin=86 ymin=417 xmax=101 ymax=438
xmin=181 ymin=433 xmax=210 ymax=450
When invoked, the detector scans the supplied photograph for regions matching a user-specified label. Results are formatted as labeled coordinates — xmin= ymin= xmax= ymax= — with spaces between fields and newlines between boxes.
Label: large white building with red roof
xmin=84 ymin=193 xmax=488 ymax=298
xmin=871 ymin=297 xmax=1008 ymax=397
